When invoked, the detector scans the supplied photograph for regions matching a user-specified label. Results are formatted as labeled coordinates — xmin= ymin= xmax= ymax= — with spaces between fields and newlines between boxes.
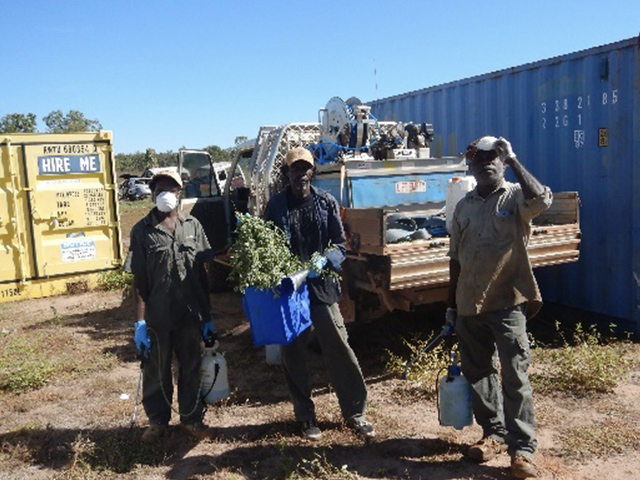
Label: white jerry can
xmin=438 ymin=363 xmax=473 ymax=430
xmin=200 ymin=345 xmax=230 ymax=404
xmin=445 ymin=176 xmax=476 ymax=234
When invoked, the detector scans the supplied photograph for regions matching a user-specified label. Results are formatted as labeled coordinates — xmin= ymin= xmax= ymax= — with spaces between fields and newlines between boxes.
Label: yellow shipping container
xmin=0 ymin=131 xmax=123 ymax=302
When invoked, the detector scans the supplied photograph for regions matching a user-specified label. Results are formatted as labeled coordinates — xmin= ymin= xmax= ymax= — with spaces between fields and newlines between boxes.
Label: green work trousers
xmin=281 ymin=302 xmax=368 ymax=424
xmin=455 ymin=304 xmax=537 ymax=458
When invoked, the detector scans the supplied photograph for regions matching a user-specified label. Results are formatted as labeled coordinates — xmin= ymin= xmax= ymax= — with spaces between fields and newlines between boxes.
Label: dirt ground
xmin=1 ymin=200 xmax=639 ymax=479
xmin=1 ymin=287 xmax=640 ymax=480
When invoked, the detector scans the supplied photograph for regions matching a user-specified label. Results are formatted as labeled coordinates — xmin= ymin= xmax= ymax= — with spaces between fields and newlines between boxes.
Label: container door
xmin=0 ymin=141 xmax=35 ymax=290
xmin=21 ymin=134 xmax=121 ymax=278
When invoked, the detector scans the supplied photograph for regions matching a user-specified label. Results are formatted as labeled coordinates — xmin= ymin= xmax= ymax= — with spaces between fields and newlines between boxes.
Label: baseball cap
xmin=284 ymin=147 xmax=314 ymax=167
xmin=150 ymin=169 xmax=183 ymax=190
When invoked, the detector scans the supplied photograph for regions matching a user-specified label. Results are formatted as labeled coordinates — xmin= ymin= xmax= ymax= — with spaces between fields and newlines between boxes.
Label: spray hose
xmin=145 ymin=326 xmax=207 ymax=419
xmin=435 ymin=366 xmax=447 ymax=426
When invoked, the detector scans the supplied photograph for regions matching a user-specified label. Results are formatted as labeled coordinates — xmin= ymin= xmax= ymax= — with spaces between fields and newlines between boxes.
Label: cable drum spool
xmin=200 ymin=343 xmax=230 ymax=404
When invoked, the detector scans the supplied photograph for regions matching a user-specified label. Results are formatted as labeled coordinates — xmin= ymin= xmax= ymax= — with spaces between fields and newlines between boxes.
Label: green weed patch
xmin=0 ymin=333 xmax=58 ymax=392
xmin=531 ymin=323 xmax=632 ymax=395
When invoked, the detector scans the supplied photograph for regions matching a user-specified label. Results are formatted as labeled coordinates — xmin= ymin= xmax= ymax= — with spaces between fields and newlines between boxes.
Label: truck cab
xmin=177 ymin=146 xmax=252 ymax=289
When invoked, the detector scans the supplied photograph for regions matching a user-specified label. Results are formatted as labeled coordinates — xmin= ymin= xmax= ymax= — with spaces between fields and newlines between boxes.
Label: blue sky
xmin=2 ymin=0 xmax=638 ymax=154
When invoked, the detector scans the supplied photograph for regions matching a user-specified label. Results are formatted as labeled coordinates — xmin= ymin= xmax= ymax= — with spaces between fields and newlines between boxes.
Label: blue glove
xmin=134 ymin=320 xmax=151 ymax=355
xmin=236 ymin=212 xmax=251 ymax=225
xmin=308 ymin=255 xmax=327 ymax=278
xmin=203 ymin=321 xmax=215 ymax=340
xmin=200 ymin=313 xmax=217 ymax=346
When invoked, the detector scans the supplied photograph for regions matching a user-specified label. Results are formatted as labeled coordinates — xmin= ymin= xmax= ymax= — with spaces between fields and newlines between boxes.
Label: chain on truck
xmin=177 ymin=97 xmax=581 ymax=321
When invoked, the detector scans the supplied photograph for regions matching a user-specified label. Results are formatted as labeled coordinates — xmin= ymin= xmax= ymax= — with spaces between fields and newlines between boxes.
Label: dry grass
xmin=558 ymin=418 xmax=640 ymax=460
xmin=0 ymin=311 xmax=118 ymax=394
xmin=284 ymin=452 xmax=361 ymax=479
xmin=2 ymin=201 xmax=640 ymax=479
xmin=2 ymin=303 xmax=640 ymax=479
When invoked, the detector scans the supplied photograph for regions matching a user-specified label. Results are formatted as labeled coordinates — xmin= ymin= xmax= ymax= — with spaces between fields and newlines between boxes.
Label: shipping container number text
xmin=540 ymin=90 xmax=619 ymax=142
xmin=43 ymin=144 xmax=98 ymax=154
xmin=1 ymin=288 xmax=21 ymax=298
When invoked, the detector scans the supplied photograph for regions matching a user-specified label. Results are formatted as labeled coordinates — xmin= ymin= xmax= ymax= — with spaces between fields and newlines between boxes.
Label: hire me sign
xmin=38 ymin=155 xmax=101 ymax=175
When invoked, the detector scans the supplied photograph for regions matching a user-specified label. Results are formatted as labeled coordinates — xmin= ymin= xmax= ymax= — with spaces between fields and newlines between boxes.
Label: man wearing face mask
xmin=263 ymin=147 xmax=374 ymax=441
xmin=128 ymin=170 xmax=215 ymax=443
xmin=447 ymin=137 xmax=552 ymax=478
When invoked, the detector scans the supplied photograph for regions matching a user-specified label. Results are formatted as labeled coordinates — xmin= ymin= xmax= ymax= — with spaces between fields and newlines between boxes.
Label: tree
xmin=203 ymin=145 xmax=232 ymax=163
xmin=234 ymin=135 xmax=248 ymax=146
xmin=144 ymin=148 xmax=158 ymax=169
xmin=0 ymin=113 xmax=37 ymax=133
xmin=156 ymin=150 xmax=176 ymax=168
xmin=43 ymin=109 xmax=102 ymax=133
xmin=115 ymin=151 xmax=146 ymax=174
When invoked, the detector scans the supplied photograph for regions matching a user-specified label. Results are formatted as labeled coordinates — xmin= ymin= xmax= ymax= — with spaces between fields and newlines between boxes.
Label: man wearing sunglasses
xmin=446 ymin=137 xmax=552 ymax=478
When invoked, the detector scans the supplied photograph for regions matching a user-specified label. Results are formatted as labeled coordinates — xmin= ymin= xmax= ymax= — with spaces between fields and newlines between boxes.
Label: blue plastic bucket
xmin=242 ymin=284 xmax=312 ymax=346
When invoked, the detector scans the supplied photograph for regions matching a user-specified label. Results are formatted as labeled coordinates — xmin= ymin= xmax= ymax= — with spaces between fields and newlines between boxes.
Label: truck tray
xmin=344 ymin=192 xmax=580 ymax=303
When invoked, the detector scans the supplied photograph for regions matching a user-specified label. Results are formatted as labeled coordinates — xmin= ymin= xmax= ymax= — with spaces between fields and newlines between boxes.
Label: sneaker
xmin=180 ymin=422 xmax=211 ymax=441
xmin=466 ymin=437 xmax=507 ymax=462
xmin=301 ymin=418 xmax=322 ymax=440
xmin=347 ymin=419 xmax=375 ymax=439
xmin=141 ymin=424 xmax=166 ymax=443
xmin=511 ymin=454 xmax=537 ymax=478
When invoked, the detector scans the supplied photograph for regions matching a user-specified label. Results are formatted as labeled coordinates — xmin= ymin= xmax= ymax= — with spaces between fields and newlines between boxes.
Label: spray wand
xmin=402 ymin=323 xmax=455 ymax=380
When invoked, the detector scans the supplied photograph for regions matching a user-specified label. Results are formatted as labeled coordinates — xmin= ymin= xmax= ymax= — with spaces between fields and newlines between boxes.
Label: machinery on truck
xmin=180 ymin=97 xmax=581 ymax=319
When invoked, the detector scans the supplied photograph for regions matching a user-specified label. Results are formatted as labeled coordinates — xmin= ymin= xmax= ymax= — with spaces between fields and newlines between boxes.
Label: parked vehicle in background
xmin=118 ymin=176 xmax=152 ymax=201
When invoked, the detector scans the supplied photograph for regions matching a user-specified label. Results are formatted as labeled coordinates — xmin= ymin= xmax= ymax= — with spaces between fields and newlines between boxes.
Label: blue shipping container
xmin=370 ymin=37 xmax=640 ymax=334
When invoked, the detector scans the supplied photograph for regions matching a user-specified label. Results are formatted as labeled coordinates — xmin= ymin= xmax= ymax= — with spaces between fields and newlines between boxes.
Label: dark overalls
xmin=129 ymin=210 xmax=213 ymax=426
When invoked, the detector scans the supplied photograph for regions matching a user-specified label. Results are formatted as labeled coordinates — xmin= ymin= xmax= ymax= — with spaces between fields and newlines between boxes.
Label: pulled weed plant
xmin=284 ymin=452 xmax=360 ymax=480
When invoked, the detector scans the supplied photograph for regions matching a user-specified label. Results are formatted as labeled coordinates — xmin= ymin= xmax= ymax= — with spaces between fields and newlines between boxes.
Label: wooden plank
xmin=344 ymin=208 xmax=384 ymax=249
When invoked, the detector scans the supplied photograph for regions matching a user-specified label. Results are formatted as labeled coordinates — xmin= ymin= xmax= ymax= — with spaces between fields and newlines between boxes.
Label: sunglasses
xmin=465 ymin=148 xmax=499 ymax=164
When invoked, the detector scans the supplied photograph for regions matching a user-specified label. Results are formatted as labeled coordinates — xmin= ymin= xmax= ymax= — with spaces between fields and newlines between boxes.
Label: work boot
xmin=347 ymin=419 xmax=375 ymax=439
xmin=180 ymin=422 xmax=211 ymax=441
xmin=301 ymin=418 xmax=322 ymax=440
xmin=466 ymin=437 xmax=507 ymax=462
xmin=511 ymin=454 xmax=537 ymax=478
xmin=141 ymin=424 xmax=166 ymax=443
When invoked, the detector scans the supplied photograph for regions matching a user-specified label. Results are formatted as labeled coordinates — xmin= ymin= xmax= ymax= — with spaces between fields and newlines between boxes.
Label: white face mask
xmin=155 ymin=191 xmax=178 ymax=212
